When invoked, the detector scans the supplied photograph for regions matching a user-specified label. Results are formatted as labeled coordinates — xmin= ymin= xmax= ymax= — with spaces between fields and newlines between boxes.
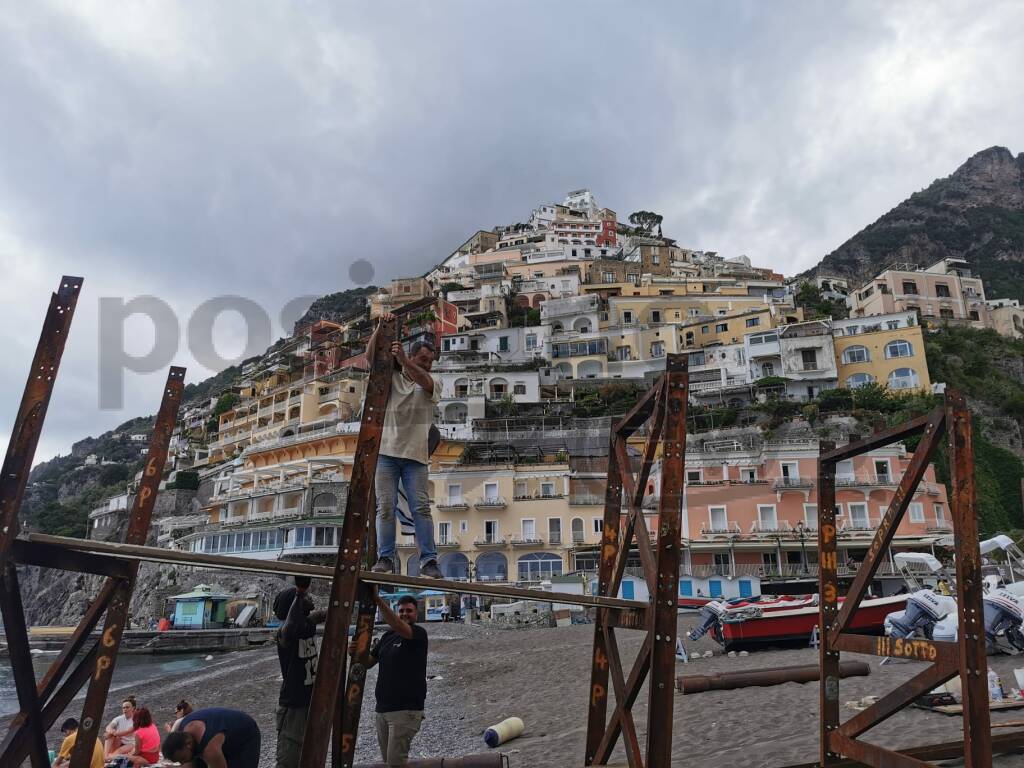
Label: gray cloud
xmin=1 ymin=1 xmax=1022 ymax=461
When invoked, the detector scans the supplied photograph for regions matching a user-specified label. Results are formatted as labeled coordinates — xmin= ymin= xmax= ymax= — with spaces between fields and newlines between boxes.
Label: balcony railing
xmin=313 ymin=506 xmax=339 ymax=518
xmin=835 ymin=475 xmax=898 ymax=488
xmin=509 ymin=536 xmax=545 ymax=546
xmin=474 ymin=497 xmax=508 ymax=509
xmin=474 ymin=535 xmax=507 ymax=547
xmin=842 ymin=516 xmax=878 ymax=532
xmin=773 ymin=477 xmax=813 ymax=489
xmin=750 ymin=521 xmax=793 ymax=534
xmin=437 ymin=537 xmax=460 ymax=548
xmin=514 ymin=493 xmax=564 ymax=501
xmin=570 ymin=533 xmax=588 ymax=545
xmin=436 ymin=499 xmax=469 ymax=510
xmin=569 ymin=495 xmax=604 ymax=506
xmin=699 ymin=522 xmax=741 ymax=536
xmin=548 ymin=533 xmax=562 ymax=545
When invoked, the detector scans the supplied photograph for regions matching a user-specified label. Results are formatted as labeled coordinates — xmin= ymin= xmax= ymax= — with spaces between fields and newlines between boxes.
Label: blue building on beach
xmin=170 ymin=584 xmax=230 ymax=629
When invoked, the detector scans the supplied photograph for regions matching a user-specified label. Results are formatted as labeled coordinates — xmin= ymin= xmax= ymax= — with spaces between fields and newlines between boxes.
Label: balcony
xmin=473 ymin=535 xmax=507 ymax=547
xmin=773 ymin=477 xmax=813 ymax=490
xmin=699 ymin=522 xmax=741 ymax=536
xmin=835 ymin=475 xmax=898 ymax=488
xmin=927 ymin=523 xmax=953 ymax=533
xmin=437 ymin=537 xmax=460 ymax=549
xmin=569 ymin=494 xmax=604 ymax=506
xmin=841 ymin=516 xmax=878 ymax=533
xmin=313 ymin=506 xmax=340 ymax=518
xmin=436 ymin=499 xmax=470 ymax=511
xmin=514 ymin=493 xmax=564 ymax=502
xmin=474 ymin=496 xmax=508 ymax=510
xmin=509 ymin=536 xmax=545 ymax=547
xmin=275 ymin=506 xmax=302 ymax=520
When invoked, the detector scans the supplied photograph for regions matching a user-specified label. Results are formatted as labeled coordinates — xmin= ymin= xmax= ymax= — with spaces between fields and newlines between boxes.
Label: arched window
xmin=454 ymin=378 xmax=469 ymax=397
xmin=884 ymin=339 xmax=913 ymax=359
xmin=573 ymin=317 xmax=591 ymax=334
xmin=571 ymin=517 xmax=585 ymax=544
xmin=517 ymin=552 xmax=564 ymax=582
xmin=474 ymin=552 xmax=508 ymax=582
xmin=888 ymin=368 xmax=919 ymax=390
xmin=312 ymin=493 xmax=337 ymax=516
xmin=842 ymin=345 xmax=870 ymax=364
xmin=846 ymin=372 xmax=875 ymax=389
xmin=439 ymin=552 xmax=470 ymax=580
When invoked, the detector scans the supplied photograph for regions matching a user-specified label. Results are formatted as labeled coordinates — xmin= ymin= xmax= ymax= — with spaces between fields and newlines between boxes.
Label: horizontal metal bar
xmin=8 ymin=539 xmax=132 ymax=579
xmin=26 ymin=533 xmax=645 ymax=610
xmin=677 ymin=661 xmax=869 ymax=694
xmin=833 ymin=632 xmax=959 ymax=665
xmin=819 ymin=412 xmax=936 ymax=464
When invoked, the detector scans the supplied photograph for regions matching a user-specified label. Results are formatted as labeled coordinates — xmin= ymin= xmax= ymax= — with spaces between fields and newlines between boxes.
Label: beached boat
xmin=690 ymin=593 xmax=908 ymax=651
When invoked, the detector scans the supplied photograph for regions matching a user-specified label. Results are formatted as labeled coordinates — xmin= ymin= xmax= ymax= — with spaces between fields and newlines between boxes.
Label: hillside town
xmin=80 ymin=189 xmax=1024 ymax=612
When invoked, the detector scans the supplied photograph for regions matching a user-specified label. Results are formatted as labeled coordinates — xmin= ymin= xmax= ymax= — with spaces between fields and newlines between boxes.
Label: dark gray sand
xmin=12 ymin=616 xmax=1024 ymax=766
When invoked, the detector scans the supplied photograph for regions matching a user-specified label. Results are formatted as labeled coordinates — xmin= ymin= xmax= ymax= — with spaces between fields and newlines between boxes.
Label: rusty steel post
xmin=945 ymin=390 xmax=992 ymax=768
xmin=0 ymin=564 xmax=50 ymax=768
xmin=584 ymin=429 xmax=624 ymax=766
xmin=677 ymin=661 xmax=869 ymax=694
xmin=645 ymin=354 xmax=687 ymax=768
xmin=816 ymin=440 xmax=840 ymax=767
xmin=70 ymin=367 xmax=185 ymax=768
xmin=0 ymin=276 xmax=83 ymax=563
xmin=300 ymin=317 xmax=396 ymax=768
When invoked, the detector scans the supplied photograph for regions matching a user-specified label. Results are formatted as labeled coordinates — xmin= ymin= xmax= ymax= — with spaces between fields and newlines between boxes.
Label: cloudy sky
xmin=1 ymin=1 xmax=1023 ymax=463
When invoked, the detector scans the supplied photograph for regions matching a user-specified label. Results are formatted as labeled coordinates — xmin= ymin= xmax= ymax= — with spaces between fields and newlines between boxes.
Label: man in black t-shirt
xmin=363 ymin=594 xmax=428 ymax=766
xmin=273 ymin=576 xmax=327 ymax=768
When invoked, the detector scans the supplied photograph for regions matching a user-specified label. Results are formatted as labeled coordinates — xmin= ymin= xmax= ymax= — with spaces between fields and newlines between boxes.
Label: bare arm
xmin=376 ymin=596 xmax=414 ymax=639
xmin=201 ymin=733 xmax=229 ymax=768
xmin=391 ymin=343 xmax=434 ymax=396
xmin=366 ymin=311 xmax=395 ymax=363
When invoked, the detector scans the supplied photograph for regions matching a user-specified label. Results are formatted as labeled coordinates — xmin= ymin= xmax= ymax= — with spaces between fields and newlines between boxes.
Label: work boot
xmin=420 ymin=560 xmax=443 ymax=579
xmin=371 ymin=557 xmax=395 ymax=574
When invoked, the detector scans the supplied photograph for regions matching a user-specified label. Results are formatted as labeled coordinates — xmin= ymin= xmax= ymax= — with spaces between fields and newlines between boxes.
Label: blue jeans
xmin=375 ymin=454 xmax=437 ymax=566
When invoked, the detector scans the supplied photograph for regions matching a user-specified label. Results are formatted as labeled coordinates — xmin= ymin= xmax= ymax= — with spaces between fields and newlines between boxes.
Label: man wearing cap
xmin=273 ymin=576 xmax=327 ymax=768
xmin=365 ymin=312 xmax=443 ymax=579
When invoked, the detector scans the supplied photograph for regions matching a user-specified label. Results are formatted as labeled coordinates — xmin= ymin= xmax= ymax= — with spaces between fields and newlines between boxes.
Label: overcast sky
xmin=2 ymin=1 xmax=1023 ymax=464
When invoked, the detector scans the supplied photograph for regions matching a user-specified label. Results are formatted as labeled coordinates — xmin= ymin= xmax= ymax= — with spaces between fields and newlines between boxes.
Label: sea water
xmin=0 ymin=651 xmax=214 ymax=717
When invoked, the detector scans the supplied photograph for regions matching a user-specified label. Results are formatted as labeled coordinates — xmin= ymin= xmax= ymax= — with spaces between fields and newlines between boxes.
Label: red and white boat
xmin=689 ymin=593 xmax=907 ymax=651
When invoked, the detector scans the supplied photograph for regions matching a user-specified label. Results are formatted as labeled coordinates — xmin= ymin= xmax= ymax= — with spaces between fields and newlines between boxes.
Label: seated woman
xmin=165 ymin=700 xmax=193 ymax=734
xmin=126 ymin=708 xmax=160 ymax=767
xmin=103 ymin=696 xmax=137 ymax=759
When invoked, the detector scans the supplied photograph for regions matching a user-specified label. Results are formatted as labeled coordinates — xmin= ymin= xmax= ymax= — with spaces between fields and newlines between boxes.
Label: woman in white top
xmin=103 ymin=696 xmax=137 ymax=759
xmin=165 ymin=700 xmax=193 ymax=733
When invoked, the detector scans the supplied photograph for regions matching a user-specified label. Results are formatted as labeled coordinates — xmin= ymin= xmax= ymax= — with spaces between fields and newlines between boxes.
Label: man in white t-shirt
xmin=365 ymin=312 xmax=442 ymax=579
xmin=103 ymin=697 xmax=137 ymax=759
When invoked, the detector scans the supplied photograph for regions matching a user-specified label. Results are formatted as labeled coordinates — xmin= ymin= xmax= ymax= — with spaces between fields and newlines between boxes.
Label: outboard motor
xmin=889 ymin=590 xmax=956 ymax=640
xmin=688 ymin=600 xmax=726 ymax=641
xmin=983 ymin=589 xmax=1024 ymax=652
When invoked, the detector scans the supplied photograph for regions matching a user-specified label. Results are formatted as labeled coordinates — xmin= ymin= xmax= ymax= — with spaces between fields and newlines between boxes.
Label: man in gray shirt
xmin=366 ymin=311 xmax=443 ymax=578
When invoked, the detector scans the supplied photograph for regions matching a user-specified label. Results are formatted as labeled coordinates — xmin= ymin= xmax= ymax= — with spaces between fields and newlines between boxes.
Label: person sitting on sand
xmin=274 ymin=576 xmax=327 ymax=768
xmin=53 ymin=718 xmax=104 ymax=768
xmin=123 ymin=707 xmax=160 ymax=767
xmin=162 ymin=707 xmax=261 ymax=768
xmin=165 ymin=700 xmax=193 ymax=734
xmin=103 ymin=695 xmax=137 ymax=758
xmin=355 ymin=594 xmax=429 ymax=767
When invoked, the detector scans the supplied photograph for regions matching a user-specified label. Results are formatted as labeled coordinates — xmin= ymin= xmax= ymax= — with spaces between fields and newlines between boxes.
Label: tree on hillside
xmin=628 ymin=211 xmax=664 ymax=237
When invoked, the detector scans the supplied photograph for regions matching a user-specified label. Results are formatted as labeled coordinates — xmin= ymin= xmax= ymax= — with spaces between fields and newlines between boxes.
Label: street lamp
xmin=796 ymin=521 xmax=809 ymax=575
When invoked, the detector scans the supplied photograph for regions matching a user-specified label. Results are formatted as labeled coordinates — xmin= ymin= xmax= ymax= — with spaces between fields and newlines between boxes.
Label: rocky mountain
xmin=812 ymin=146 xmax=1024 ymax=299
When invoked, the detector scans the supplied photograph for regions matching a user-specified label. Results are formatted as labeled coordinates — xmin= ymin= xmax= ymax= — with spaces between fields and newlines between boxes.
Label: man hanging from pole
xmin=366 ymin=311 xmax=443 ymax=579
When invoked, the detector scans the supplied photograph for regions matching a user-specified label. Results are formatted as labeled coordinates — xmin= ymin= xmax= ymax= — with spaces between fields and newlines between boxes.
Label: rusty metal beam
xmin=337 ymin=582 xmax=378 ymax=766
xmin=829 ymin=406 xmax=945 ymax=641
xmin=585 ymin=430 xmax=624 ymax=766
xmin=0 ymin=275 xmax=83 ymax=564
xmin=677 ymin=661 xmax=869 ymax=694
xmin=71 ymin=367 xmax=185 ymax=768
xmin=781 ymin=730 xmax=1024 ymax=768
xmin=613 ymin=378 xmax=663 ymax=437
xmin=0 ymin=563 xmax=50 ymax=768
xmin=816 ymin=439 xmax=840 ymax=767
xmin=828 ymin=733 xmax=932 ymax=768
xmin=817 ymin=412 xmax=934 ymax=465
xmin=8 ymin=538 xmax=131 ymax=579
xmin=832 ymin=633 xmax=958 ymax=665
xmin=301 ymin=317 xmax=397 ymax=768
xmin=26 ymin=533 xmax=645 ymax=610
xmin=944 ymin=390 xmax=991 ymax=768
xmin=602 ymin=626 xmax=642 ymax=768
xmin=645 ymin=353 xmax=687 ymax=768
xmin=592 ymin=636 xmax=652 ymax=764
xmin=835 ymin=662 xmax=956 ymax=740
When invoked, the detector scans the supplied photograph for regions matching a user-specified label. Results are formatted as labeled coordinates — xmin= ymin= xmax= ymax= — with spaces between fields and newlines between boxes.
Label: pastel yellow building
xmin=832 ymin=312 xmax=931 ymax=392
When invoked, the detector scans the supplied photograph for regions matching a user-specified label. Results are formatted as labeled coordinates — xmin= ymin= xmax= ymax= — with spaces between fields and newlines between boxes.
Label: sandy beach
xmin=14 ymin=615 xmax=1024 ymax=766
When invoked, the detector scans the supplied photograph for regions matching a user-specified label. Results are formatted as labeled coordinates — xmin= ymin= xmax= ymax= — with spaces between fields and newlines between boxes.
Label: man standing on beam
xmin=366 ymin=311 xmax=443 ymax=579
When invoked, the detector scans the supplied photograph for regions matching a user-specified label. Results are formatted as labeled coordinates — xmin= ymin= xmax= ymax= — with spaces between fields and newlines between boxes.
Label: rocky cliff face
xmin=812 ymin=146 xmax=1024 ymax=299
